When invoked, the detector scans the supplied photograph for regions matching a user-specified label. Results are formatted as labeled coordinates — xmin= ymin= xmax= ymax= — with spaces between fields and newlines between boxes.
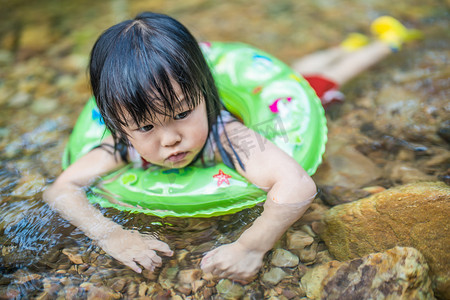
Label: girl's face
xmin=122 ymin=86 xmax=209 ymax=169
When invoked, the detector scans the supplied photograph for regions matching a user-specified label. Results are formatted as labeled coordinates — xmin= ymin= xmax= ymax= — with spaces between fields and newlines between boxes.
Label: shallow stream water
xmin=0 ymin=0 xmax=448 ymax=299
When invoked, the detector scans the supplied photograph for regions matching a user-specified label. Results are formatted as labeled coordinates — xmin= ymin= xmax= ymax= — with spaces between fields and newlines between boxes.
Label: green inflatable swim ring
xmin=63 ymin=42 xmax=327 ymax=218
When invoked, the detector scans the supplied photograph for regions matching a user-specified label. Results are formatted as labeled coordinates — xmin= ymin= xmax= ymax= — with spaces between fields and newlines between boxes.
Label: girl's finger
xmin=146 ymin=239 xmax=173 ymax=256
xmin=135 ymin=254 xmax=155 ymax=271
xmin=201 ymin=247 xmax=218 ymax=262
xmin=200 ymin=257 xmax=213 ymax=273
xmin=124 ymin=259 xmax=142 ymax=273
xmin=218 ymin=270 xmax=231 ymax=279
xmin=200 ymin=246 xmax=221 ymax=269
xmin=200 ymin=255 xmax=211 ymax=270
xmin=212 ymin=267 xmax=222 ymax=276
xmin=149 ymin=252 xmax=163 ymax=267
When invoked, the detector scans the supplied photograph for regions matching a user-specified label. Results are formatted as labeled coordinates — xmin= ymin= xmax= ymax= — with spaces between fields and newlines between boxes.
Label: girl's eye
xmin=138 ymin=124 xmax=154 ymax=132
xmin=174 ymin=110 xmax=191 ymax=120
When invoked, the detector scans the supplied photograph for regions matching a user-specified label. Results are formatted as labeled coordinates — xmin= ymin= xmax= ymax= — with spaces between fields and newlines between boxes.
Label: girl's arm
xmin=201 ymin=121 xmax=316 ymax=280
xmin=43 ymin=136 xmax=172 ymax=273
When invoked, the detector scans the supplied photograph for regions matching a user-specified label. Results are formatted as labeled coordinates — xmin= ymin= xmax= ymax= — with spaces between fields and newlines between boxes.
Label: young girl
xmin=43 ymin=12 xmax=316 ymax=280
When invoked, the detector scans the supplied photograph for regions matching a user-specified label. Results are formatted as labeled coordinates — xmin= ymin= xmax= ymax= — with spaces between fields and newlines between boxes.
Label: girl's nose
xmin=161 ymin=128 xmax=182 ymax=147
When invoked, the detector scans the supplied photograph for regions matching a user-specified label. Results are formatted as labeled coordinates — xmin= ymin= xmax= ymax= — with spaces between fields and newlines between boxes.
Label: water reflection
xmin=0 ymin=0 xmax=448 ymax=298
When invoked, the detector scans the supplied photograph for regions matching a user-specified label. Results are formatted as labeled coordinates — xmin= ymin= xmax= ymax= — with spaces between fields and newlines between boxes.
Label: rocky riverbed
xmin=0 ymin=0 xmax=449 ymax=299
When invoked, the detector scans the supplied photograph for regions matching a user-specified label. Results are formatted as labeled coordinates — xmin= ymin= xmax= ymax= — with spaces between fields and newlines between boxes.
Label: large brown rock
xmin=320 ymin=182 xmax=449 ymax=298
xmin=313 ymin=135 xmax=383 ymax=189
xmin=300 ymin=247 xmax=434 ymax=300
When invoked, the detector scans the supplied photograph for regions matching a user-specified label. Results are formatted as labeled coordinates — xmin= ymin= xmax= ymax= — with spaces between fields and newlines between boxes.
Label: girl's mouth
xmin=167 ymin=152 xmax=188 ymax=163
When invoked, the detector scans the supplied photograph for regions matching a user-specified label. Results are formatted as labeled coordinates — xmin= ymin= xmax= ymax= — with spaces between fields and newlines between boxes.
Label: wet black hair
xmin=89 ymin=12 xmax=243 ymax=169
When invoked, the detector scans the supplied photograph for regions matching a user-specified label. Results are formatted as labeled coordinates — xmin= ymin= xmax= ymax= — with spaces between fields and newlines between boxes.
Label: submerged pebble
xmin=0 ymin=0 xmax=448 ymax=299
xmin=286 ymin=230 xmax=314 ymax=253
xmin=262 ymin=268 xmax=288 ymax=285
xmin=177 ymin=269 xmax=202 ymax=285
xmin=62 ymin=248 xmax=84 ymax=265
xmin=216 ymin=279 xmax=245 ymax=299
xmin=271 ymin=249 xmax=299 ymax=268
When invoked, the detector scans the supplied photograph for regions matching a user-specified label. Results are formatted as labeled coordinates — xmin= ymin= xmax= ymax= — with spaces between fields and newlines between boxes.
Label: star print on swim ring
xmin=213 ymin=169 xmax=232 ymax=186
xmin=62 ymin=42 xmax=327 ymax=218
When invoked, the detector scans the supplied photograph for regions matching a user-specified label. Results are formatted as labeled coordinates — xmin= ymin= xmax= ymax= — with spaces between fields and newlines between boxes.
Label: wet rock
xmin=202 ymin=287 xmax=214 ymax=299
xmin=14 ymin=271 xmax=42 ymax=284
xmin=176 ymin=249 xmax=189 ymax=263
xmin=244 ymin=289 xmax=265 ymax=299
xmin=313 ymin=138 xmax=382 ymax=189
xmin=370 ymin=82 xmax=446 ymax=144
xmin=138 ymin=282 xmax=148 ymax=297
xmin=301 ymin=247 xmax=434 ymax=300
xmin=8 ymin=92 xmax=31 ymax=108
xmin=361 ymin=185 xmax=386 ymax=194
xmin=286 ymin=230 xmax=314 ymax=254
xmin=298 ymin=242 xmax=318 ymax=265
xmin=80 ymin=266 xmax=96 ymax=276
xmin=175 ymin=283 xmax=192 ymax=295
xmin=216 ymin=279 xmax=245 ymax=299
xmin=86 ymin=285 xmax=121 ymax=300
xmin=88 ymin=274 xmax=103 ymax=284
xmin=19 ymin=24 xmax=56 ymax=56
xmin=125 ymin=281 xmax=139 ymax=298
xmin=202 ymin=272 xmax=215 ymax=283
xmin=109 ymin=278 xmax=127 ymax=293
xmin=386 ymin=162 xmax=436 ymax=184
xmin=91 ymin=254 xmax=114 ymax=268
xmin=177 ymin=269 xmax=202 ymax=285
xmin=319 ymin=185 xmax=371 ymax=206
xmin=315 ymin=250 xmax=333 ymax=265
xmin=143 ymin=282 xmax=158 ymax=296
xmin=153 ymin=289 xmax=173 ymax=299
xmin=267 ymin=295 xmax=288 ymax=300
xmin=59 ymin=276 xmax=72 ymax=286
xmin=271 ymin=249 xmax=299 ymax=268
xmin=300 ymin=225 xmax=316 ymax=238
xmin=437 ymin=120 xmax=450 ymax=143
xmin=282 ymin=287 xmax=305 ymax=299
xmin=30 ymin=97 xmax=59 ymax=114
xmin=89 ymin=251 xmax=100 ymax=262
xmin=158 ymin=266 xmax=179 ymax=289
xmin=0 ymin=49 xmax=13 ymax=65
xmin=192 ymin=279 xmax=205 ymax=293
xmin=42 ymin=278 xmax=62 ymax=297
xmin=295 ymin=203 xmax=328 ymax=226
xmin=9 ymin=170 xmax=45 ymax=196
xmin=297 ymin=264 xmax=309 ymax=278
xmin=262 ymin=268 xmax=288 ymax=285
xmin=396 ymin=148 xmax=416 ymax=161
xmin=59 ymin=54 xmax=88 ymax=73
xmin=62 ymin=248 xmax=84 ymax=265
xmin=189 ymin=241 xmax=216 ymax=256
xmin=35 ymin=291 xmax=52 ymax=300
xmin=424 ymin=150 xmax=450 ymax=168
xmin=63 ymin=286 xmax=80 ymax=300
xmin=76 ymin=263 xmax=89 ymax=274
xmin=320 ymin=182 xmax=450 ymax=298
xmin=141 ymin=269 xmax=158 ymax=281
xmin=3 ymin=136 xmax=24 ymax=158
xmin=438 ymin=173 xmax=450 ymax=185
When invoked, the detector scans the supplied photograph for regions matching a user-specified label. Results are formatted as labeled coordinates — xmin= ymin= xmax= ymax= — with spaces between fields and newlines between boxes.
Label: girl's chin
xmin=163 ymin=155 xmax=194 ymax=169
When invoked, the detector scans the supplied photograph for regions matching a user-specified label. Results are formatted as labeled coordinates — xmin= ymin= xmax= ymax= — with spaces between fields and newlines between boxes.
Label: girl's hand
xmin=200 ymin=241 xmax=265 ymax=281
xmin=97 ymin=227 xmax=173 ymax=273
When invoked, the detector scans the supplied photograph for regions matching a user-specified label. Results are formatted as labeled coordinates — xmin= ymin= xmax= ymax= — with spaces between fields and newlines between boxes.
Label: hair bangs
xmin=90 ymin=12 xmax=223 ymax=157
xmin=97 ymin=22 xmax=205 ymax=137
